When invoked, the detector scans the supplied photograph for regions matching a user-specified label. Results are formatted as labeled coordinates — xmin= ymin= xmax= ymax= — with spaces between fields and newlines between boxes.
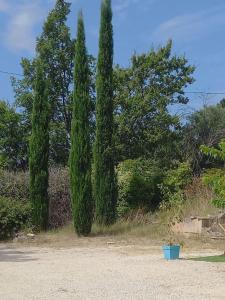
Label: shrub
xmin=202 ymin=168 xmax=225 ymax=209
xmin=159 ymin=162 xmax=192 ymax=207
xmin=0 ymin=169 xmax=29 ymax=200
xmin=200 ymin=140 xmax=225 ymax=209
xmin=0 ymin=197 xmax=31 ymax=240
xmin=48 ymin=167 xmax=71 ymax=228
xmin=117 ymin=159 xmax=163 ymax=217
xmin=159 ymin=177 xmax=217 ymax=223
xmin=0 ymin=168 xmax=71 ymax=228
xmin=161 ymin=162 xmax=192 ymax=194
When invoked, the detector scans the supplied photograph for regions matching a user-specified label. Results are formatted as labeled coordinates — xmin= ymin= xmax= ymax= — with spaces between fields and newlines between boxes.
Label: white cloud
xmin=152 ymin=7 xmax=225 ymax=44
xmin=6 ymin=3 xmax=44 ymax=53
xmin=113 ymin=0 xmax=144 ymax=13
xmin=2 ymin=1 xmax=48 ymax=53
xmin=114 ymin=0 xmax=137 ymax=12
xmin=0 ymin=0 xmax=9 ymax=12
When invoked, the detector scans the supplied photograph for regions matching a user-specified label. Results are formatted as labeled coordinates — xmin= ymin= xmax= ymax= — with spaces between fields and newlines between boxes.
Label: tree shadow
xmin=0 ymin=246 xmax=38 ymax=262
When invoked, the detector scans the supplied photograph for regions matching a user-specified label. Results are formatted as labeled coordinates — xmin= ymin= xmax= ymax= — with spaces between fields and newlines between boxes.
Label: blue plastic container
xmin=162 ymin=245 xmax=180 ymax=260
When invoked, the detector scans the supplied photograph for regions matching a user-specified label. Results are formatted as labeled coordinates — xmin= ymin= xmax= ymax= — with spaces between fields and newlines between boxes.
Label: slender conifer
xmin=29 ymin=61 xmax=50 ymax=230
xmin=70 ymin=12 xmax=93 ymax=235
xmin=94 ymin=0 xmax=117 ymax=225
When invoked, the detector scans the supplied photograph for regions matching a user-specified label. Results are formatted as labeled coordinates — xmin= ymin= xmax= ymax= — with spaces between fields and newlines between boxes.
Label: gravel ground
xmin=0 ymin=243 xmax=225 ymax=300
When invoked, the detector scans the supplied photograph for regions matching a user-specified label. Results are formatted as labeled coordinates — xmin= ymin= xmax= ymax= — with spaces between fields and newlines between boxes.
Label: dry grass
xmin=182 ymin=177 xmax=219 ymax=217
xmin=12 ymin=178 xmax=224 ymax=250
xmin=158 ymin=178 xmax=220 ymax=225
xmin=16 ymin=220 xmax=225 ymax=252
xmin=92 ymin=221 xmax=167 ymax=239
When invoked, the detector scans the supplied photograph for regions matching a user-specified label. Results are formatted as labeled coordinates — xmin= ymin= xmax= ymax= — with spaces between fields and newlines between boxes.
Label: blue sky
xmin=0 ymin=0 xmax=225 ymax=110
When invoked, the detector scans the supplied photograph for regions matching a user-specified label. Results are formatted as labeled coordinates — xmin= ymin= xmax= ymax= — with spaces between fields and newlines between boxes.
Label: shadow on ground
xmin=0 ymin=246 xmax=38 ymax=262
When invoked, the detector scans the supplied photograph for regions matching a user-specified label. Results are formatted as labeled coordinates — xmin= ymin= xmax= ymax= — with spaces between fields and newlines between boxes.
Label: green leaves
xmin=117 ymin=159 xmax=164 ymax=216
xmin=12 ymin=0 xmax=76 ymax=166
xmin=0 ymin=197 xmax=31 ymax=240
xmin=94 ymin=0 xmax=117 ymax=226
xmin=184 ymin=103 xmax=225 ymax=172
xmin=29 ymin=62 xmax=50 ymax=230
xmin=200 ymin=140 xmax=225 ymax=161
xmin=70 ymin=13 xmax=93 ymax=236
xmin=0 ymin=101 xmax=27 ymax=170
xmin=201 ymin=142 xmax=225 ymax=209
xmin=114 ymin=41 xmax=195 ymax=161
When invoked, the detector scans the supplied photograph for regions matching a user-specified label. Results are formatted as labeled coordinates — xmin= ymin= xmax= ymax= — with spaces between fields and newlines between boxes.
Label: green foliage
xmin=0 ymin=169 xmax=29 ymax=199
xmin=0 ymin=101 xmax=27 ymax=170
xmin=185 ymin=102 xmax=225 ymax=173
xmin=202 ymin=168 xmax=225 ymax=209
xmin=114 ymin=41 xmax=195 ymax=162
xmin=0 ymin=168 xmax=72 ymax=229
xmin=70 ymin=13 xmax=93 ymax=236
xmin=200 ymin=139 xmax=225 ymax=161
xmin=159 ymin=162 xmax=192 ymax=213
xmin=36 ymin=0 xmax=75 ymax=135
xmin=12 ymin=0 xmax=75 ymax=166
xmin=0 ymin=197 xmax=31 ymax=240
xmin=94 ymin=0 xmax=117 ymax=225
xmin=117 ymin=159 xmax=164 ymax=217
xmin=161 ymin=162 xmax=192 ymax=194
xmin=159 ymin=190 xmax=185 ymax=221
xmin=29 ymin=62 xmax=50 ymax=230
xmin=11 ymin=0 xmax=97 ymax=167
xmin=49 ymin=121 xmax=69 ymax=165
xmin=200 ymin=140 xmax=225 ymax=209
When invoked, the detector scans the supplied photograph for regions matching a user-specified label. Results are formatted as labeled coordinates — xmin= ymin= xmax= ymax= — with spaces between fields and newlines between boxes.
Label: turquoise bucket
xmin=162 ymin=245 xmax=180 ymax=260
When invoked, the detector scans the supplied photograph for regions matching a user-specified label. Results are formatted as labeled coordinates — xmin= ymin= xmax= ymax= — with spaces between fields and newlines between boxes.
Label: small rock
xmin=27 ymin=233 xmax=35 ymax=239
xmin=107 ymin=241 xmax=115 ymax=245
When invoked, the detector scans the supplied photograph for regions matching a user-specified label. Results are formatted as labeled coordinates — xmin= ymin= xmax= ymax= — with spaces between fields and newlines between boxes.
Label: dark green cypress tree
xmin=94 ymin=0 xmax=117 ymax=225
xmin=29 ymin=61 xmax=50 ymax=231
xmin=70 ymin=12 xmax=93 ymax=236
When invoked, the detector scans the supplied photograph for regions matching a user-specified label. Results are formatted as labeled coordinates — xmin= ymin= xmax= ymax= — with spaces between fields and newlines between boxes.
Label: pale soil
xmin=0 ymin=237 xmax=225 ymax=300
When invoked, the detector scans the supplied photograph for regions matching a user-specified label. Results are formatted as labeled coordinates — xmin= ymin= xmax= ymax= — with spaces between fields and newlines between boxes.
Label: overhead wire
xmin=0 ymin=69 xmax=23 ymax=77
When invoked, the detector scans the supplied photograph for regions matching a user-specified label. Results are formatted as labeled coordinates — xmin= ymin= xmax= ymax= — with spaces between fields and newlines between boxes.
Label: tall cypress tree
xmin=94 ymin=0 xmax=117 ymax=225
xmin=70 ymin=12 xmax=93 ymax=236
xmin=29 ymin=61 xmax=50 ymax=230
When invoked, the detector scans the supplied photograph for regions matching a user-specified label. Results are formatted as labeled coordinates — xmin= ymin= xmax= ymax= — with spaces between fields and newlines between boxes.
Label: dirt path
xmin=0 ymin=243 xmax=225 ymax=300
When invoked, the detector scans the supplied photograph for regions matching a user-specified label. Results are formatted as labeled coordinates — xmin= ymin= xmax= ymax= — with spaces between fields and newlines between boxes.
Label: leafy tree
xmin=94 ymin=0 xmax=117 ymax=225
xmin=29 ymin=62 xmax=50 ymax=230
xmin=70 ymin=13 xmax=93 ymax=236
xmin=184 ymin=102 xmax=225 ymax=173
xmin=36 ymin=0 xmax=75 ymax=135
xmin=12 ymin=0 xmax=97 ymax=166
xmin=12 ymin=0 xmax=75 ymax=166
xmin=114 ymin=41 xmax=195 ymax=163
xmin=0 ymin=101 xmax=27 ymax=170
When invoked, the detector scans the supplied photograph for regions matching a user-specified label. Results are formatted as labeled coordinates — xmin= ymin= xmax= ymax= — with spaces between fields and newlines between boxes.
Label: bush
xmin=0 ymin=197 xmax=31 ymax=240
xmin=48 ymin=167 xmax=71 ymax=228
xmin=117 ymin=159 xmax=163 ymax=217
xmin=202 ymin=168 xmax=225 ymax=209
xmin=159 ymin=177 xmax=218 ymax=224
xmin=159 ymin=162 xmax=192 ymax=206
xmin=161 ymin=162 xmax=192 ymax=193
xmin=0 ymin=169 xmax=29 ymax=200
xmin=200 ymin=140 xmax=225 ymax=209
xmin=0 ymin=168 xmax=72 ymax=228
